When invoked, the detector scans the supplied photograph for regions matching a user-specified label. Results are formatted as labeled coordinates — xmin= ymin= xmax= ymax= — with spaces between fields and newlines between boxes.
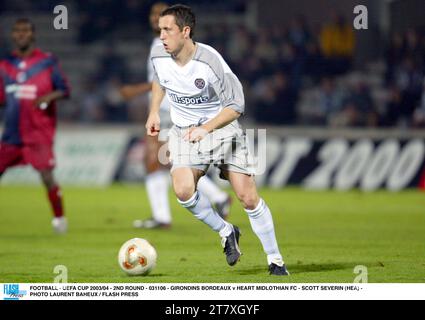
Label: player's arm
xmin=120 ymin=82 xmax=152 ymax=100
xmin=204 ymin=68 xmax=244 ymax=132
xmin=35 ymin=90 xmax=67 ymax=108
xmin=186 ymin=71 xmax=244 ymax=142
xmin=36 ymin=56 xmax=71 ymax=109
xmin=145 ymin=80 xmax=165 ymax=136
xmin=202 ymin=108 xmax=241 ymax=133
xmin=185 ymin=107 xmax=241 ymax=143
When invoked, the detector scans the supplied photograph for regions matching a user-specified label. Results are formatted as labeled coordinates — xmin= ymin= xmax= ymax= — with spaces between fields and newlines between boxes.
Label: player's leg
xmin=0 ymin=142 xmax=24 ymax=178
xmin=172 ymin=167 xmax=225 ymax=229
xmin=39 ymin=169 xmax=67 ymax=234
xmin=197 ymin=175 xmax=232 ymax=219
xmin=24 ymin=143 xmax=67 ymax=234
xmin=134 ymin=135 xmax=171 ymax=229
xmin=223 ymin=170 xmax=289 ymax=275
xmin=171 ymin=167 xmax=240 ymax=265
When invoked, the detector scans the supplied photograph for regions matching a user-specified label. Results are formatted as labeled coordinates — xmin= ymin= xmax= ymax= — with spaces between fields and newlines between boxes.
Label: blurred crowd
xmin=300 ymin=27 xmax=425 ymax=128
xmin=383 ymin=29 xmax=425 ymax=127
xmin=75 ymin=0 xmax=247 ymax=43
xmin=78 ymin=11 xmax=360 ymax=126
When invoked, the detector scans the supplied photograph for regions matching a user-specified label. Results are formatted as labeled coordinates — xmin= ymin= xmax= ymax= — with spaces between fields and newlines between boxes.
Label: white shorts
xmin=167 ymin=120 xmax=256 ymax=179
xmin=158 ymin=108 xmax=173 ymax=142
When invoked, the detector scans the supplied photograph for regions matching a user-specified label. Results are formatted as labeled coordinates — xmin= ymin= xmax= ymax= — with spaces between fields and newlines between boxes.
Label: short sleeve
xmin=151 ymin=62 xmax=160 ymax=84
xmin=50 ymin=56 xmax=71 ymax=98
xmin=203 ymin=50 xmax=245 ymax=114
xmin=211 ymin=71 xmax=245 ymax=114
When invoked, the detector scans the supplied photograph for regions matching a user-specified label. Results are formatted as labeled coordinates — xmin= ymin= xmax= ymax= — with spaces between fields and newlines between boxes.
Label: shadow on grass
xmin=0 ymin=234 xmax=59 ymax=241
xmin=289 ymin=262 xmax=362 ymax=273
xmin=143 ymin=273 xmax=166 ymax=278
xmin=237 ymin=262 xmax=371 ymax=275
xmin=116 ymin=273 xmax=166 ymax=280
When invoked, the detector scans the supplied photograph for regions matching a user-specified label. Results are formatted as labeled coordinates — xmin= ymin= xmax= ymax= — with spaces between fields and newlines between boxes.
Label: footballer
xmin=146 ymin=5 xmax=289 ymax=275
xmin=120 ymin=2 xmax=232 ymax=229
xmin=0 ymin=19 xmax=70 ymax=233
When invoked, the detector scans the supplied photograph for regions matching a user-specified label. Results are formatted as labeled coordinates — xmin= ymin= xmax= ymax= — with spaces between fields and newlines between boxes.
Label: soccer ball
xmin=118 ymin=238 xmax=157 ymax=276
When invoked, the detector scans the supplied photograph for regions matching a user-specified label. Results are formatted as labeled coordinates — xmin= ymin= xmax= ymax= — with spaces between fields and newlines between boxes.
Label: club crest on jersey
xmin=194 ymin=78 xmax=205 ymax=89
xmin=17 ymin=72 xmax=27 ymax=83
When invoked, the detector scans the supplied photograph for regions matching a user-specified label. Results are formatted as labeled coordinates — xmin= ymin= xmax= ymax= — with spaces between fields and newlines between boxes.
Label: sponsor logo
xmin=5 ymin=84 xmax=37 ymax=100
xmin=169 ymin=93 xmax=209 ymax=105
xmin=3 ymin=284 xmax=27 ymax=300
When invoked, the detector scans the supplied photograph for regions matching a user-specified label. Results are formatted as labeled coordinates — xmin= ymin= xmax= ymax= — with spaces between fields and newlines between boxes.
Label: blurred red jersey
xmin=0 ymin=48 xmax=70 ymax=146
xmin=0 ymin=48 xmax=70 ymax=172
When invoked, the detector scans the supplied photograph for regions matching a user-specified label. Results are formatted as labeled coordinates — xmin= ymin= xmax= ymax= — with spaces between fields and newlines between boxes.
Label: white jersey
xmin=150 ymin=42 xmax=245 ymax=127
xmin=148 ymin=37 xmax=170 ymax=113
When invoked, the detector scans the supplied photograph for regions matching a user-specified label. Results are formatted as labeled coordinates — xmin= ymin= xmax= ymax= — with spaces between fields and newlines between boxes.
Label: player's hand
xmin=146 ymin=113 xmax=161 ymax=136
xmin=183 ymin=126 xmax=209 ymax=143
xmin=35 ymin=96 xmax=52 ymax=110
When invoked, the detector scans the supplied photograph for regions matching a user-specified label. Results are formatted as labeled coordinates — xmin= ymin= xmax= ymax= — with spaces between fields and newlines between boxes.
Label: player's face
xmin=159 ymin=15 xmax=186 ymax=55
xmin=150 ymin=4 xmax=168 ymax=34
xmin=12 ymin=22 xmax=34 ymax=51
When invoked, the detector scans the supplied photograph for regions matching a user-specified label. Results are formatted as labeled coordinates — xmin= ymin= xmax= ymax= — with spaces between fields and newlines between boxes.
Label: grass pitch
xmin=0 ymin=185 xmax=424 ymax=283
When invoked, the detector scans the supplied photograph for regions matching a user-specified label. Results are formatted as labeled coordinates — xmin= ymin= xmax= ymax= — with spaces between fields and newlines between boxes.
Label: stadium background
xmin=1 ymin=0 xmax=425 ymax=190
xmin=0 ymin=0 xmax=424 ymax=283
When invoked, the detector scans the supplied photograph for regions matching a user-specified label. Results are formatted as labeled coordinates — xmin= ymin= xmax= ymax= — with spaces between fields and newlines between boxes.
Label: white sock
xmin=197 ymin=176 xmax=228 ymax=203
xmin=245 ymin=199 xmax=284 ymax=266
xmin=178 ymin=191 xmax=231 ymax=237
xmin=145 ymin=170 xmax=172 ymax=224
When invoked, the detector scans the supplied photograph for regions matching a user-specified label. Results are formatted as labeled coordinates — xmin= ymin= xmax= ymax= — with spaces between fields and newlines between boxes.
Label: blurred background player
xmin=0 ymin=18 xmax=70 ymax=233
xmin=120 ymin=2 xmax=232 ymax=229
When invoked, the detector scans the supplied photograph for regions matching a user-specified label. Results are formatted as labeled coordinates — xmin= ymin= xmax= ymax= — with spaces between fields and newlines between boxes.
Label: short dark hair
xmin=14 ymin=18 xmax=36 ymax=32
xmin=160 ymin=4 xmax=195 ymax=38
